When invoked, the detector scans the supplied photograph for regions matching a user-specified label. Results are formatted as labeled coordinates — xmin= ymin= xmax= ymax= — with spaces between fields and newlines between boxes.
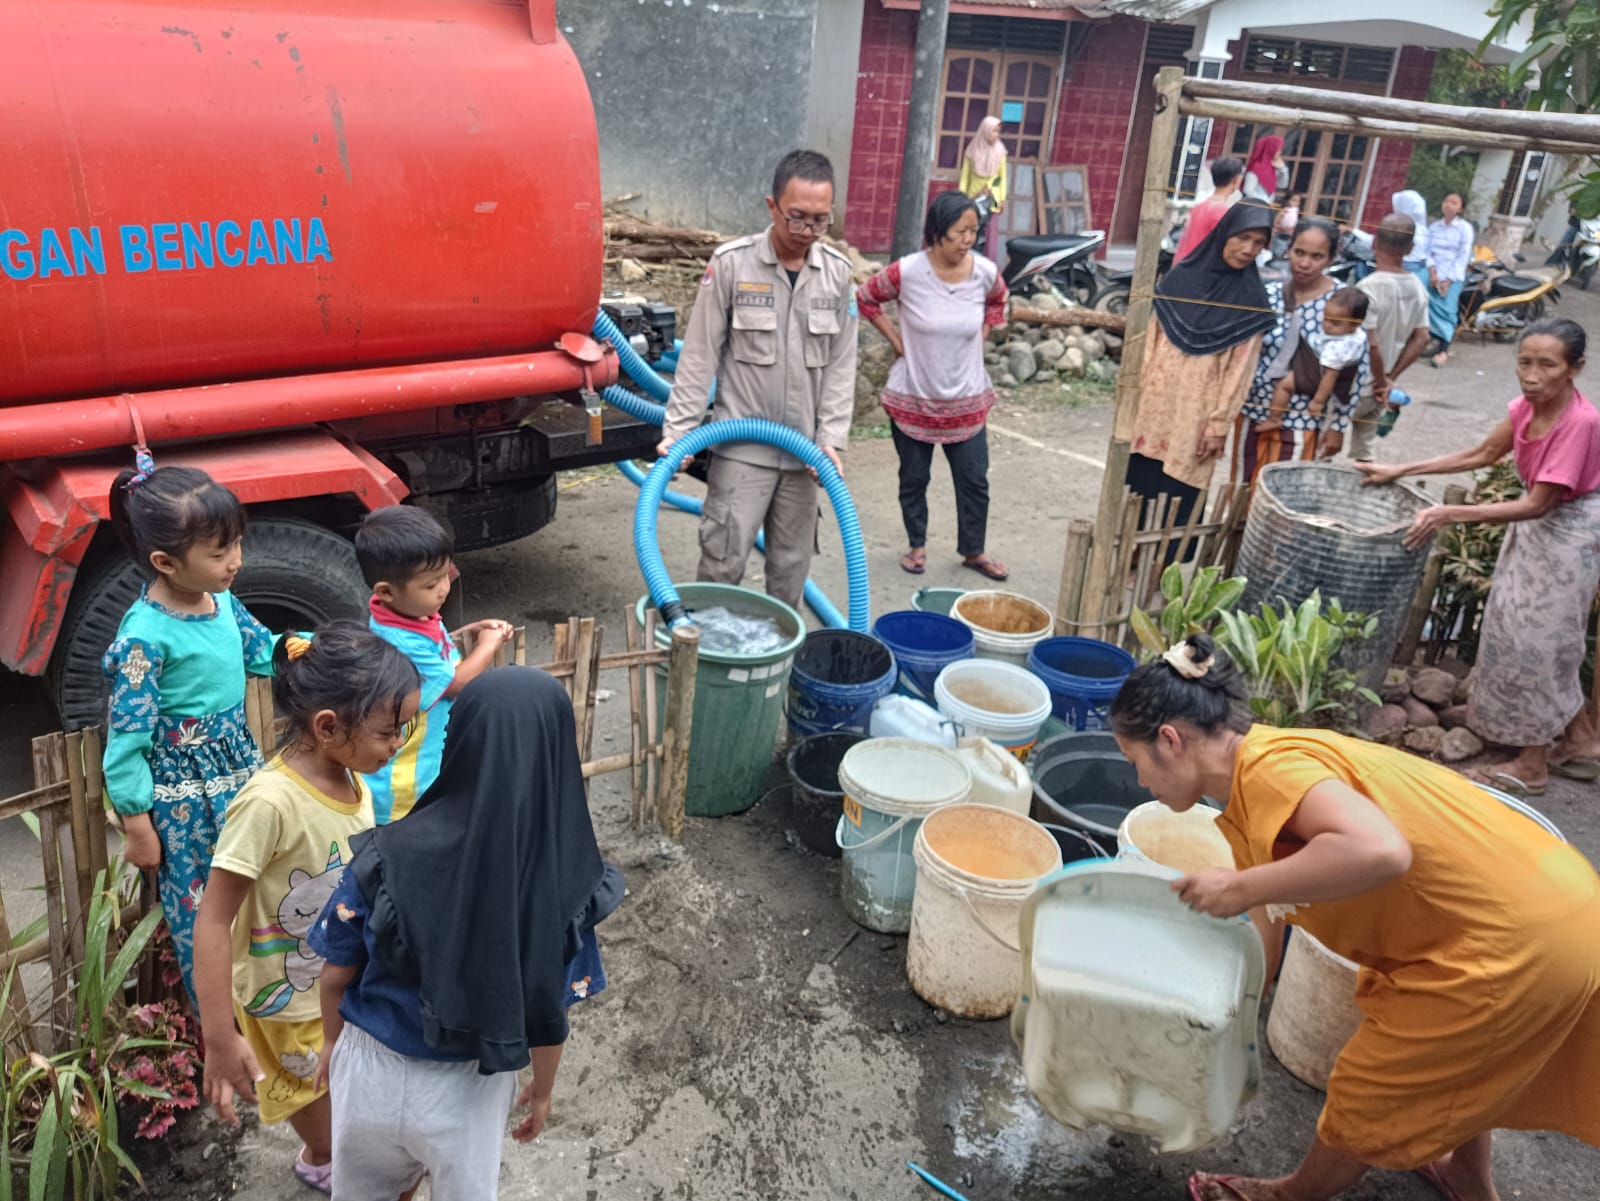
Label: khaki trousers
xmin=1349 ymin=392 xmax=1383 ymax=462
xmin=697 ymin=455 xmax=819 ymax=610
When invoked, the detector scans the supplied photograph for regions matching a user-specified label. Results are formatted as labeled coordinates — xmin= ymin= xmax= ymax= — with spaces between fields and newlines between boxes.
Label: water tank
xmin=1235 ymin=463 xmax=1434 ymax=689
xmin=0 ymin=0 xmax=601 ymax=403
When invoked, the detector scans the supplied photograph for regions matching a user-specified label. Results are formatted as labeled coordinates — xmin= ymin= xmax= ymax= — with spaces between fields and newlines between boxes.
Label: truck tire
xmin=48 ymin=518 xmax=367 ymax=730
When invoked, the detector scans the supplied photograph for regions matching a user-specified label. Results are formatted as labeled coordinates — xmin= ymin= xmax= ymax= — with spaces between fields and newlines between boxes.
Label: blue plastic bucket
xmin=1027 ymin=637 xmax=1136 ymax=731
xmin=787 ymin=630 xmax=898 ymax=741
xmin=871 ymin=610 xmax=975 ymax=703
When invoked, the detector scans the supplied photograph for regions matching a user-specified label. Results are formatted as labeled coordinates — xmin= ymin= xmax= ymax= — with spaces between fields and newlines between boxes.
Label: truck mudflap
xmin=0 ymin=429 xmax=406 ymax=674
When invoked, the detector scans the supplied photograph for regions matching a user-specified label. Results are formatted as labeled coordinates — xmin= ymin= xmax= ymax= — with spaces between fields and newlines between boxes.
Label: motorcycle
xmin=1000 ymin=229 xmax=1119 ymax=308
xmin=1453 ymin=253 xmax=1567 ymax=341
xmin=1547 ymin=215 xmax=1600 ymax=291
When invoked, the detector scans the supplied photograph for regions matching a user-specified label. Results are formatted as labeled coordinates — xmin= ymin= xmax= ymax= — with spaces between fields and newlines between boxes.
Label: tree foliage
xmin=1483 ymin=0 xmax=1600 ymax=216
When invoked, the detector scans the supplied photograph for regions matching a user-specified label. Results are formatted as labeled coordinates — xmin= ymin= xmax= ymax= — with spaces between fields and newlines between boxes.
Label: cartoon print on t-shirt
xmin=244 ymin=843 xmax=346 ymax=1017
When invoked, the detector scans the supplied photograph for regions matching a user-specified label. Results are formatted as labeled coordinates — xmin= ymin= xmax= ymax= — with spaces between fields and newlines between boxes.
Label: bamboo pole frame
xmin=1070 ymin=70 xmax=1600 ymax=638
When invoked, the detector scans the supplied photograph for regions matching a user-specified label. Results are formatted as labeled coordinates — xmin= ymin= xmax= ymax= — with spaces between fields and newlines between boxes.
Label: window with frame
xmin=935 ymin=51 xmax=1059 ymax=174
xmin=1228 ymin=123 xmax=1373 ymax=223
xmin=1241 ymin=37 xmax=1394 ymax=88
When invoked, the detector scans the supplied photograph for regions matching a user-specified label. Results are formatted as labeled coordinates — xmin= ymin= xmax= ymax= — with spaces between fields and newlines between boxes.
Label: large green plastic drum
xmin=635 ymin=584 xmax=807 ymax=817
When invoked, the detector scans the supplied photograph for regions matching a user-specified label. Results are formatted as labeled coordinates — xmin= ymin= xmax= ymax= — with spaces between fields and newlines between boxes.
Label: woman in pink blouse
xmin=1359 ymin=318 xmax=1600 ymax=795
xmin=857 ymin=190 xmax=1011 ymax=580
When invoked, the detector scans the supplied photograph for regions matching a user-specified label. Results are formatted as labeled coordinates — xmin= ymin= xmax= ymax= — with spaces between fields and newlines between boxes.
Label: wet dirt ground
xmin=2 ymin=290 xmax=1598 ymax=1199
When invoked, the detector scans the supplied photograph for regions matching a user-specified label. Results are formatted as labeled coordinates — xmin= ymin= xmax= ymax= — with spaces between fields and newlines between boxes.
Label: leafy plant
xmin=1 ymin=864 xmax=185 ymax=1200
xmin=1483 ymin=0 xmax=1600 ymax=217
xmin=1428 ymin=461 xmax=1523 ymax=664
xmin=1130 ymin=564 xmax=1248 ymax=658
xmin=1215 ymin=590 xmax=1382 ymax=730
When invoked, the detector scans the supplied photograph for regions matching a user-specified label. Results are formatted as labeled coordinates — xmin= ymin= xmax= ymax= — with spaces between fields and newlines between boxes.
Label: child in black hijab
xmin=309 ymin=668 xmax=623 ymax=1200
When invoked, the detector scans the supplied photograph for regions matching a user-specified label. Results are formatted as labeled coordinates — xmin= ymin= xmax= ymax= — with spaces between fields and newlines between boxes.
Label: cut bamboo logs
xmin=1010 ymin=304 xmax=1127 ymax=334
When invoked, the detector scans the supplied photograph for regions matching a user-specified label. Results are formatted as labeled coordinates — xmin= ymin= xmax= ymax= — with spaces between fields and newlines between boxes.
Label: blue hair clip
xmin=128 ymin=448 xmax=155 ymax=488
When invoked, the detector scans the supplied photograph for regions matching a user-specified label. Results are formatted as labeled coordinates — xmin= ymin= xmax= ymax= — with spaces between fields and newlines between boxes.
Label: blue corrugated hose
xmin=616 ymin=458 xmax=847 ymax=630
xmin=591 ymin=312 xmax=863 ymax=631
xmin=634 ymin=418 xmax=870 ymax=631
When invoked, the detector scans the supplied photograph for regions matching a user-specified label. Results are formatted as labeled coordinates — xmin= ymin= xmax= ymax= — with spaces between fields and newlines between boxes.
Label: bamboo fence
xmin=1 ymin=614 xmax=698 ymax=1056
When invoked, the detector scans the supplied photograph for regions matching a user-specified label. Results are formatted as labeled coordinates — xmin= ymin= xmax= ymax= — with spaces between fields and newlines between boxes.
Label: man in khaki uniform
xmin=657 ymin=149 xmax=858 ymax=610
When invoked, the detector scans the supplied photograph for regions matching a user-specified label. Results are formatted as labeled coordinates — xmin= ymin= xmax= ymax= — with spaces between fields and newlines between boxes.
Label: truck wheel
xmin=47 ymin=518 xmax=367 ymax=730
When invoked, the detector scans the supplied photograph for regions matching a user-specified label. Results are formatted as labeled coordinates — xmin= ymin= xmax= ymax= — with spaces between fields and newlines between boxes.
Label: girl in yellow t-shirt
xmin=192 ymin=622 xmax=420 ymax=1194
xmin=1107 ymin=633 xmax=1599 ymax=1201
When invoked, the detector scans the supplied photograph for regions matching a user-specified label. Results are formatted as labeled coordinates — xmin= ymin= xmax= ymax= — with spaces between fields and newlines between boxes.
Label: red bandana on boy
xmin=368 ymin=597 xmax=453 ymax=662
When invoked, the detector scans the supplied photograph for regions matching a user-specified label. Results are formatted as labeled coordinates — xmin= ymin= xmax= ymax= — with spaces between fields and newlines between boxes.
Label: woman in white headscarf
xmin=959 ymin=116 xmax=1008 ymax=260
xmin=1391 ymin=190 xmax=1429 ymax=268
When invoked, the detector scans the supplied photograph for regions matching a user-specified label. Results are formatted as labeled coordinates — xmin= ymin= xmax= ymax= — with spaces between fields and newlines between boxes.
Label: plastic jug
xmin=954 ymin=737 xmax=1032 ymax=815
xmin=1012 ymin=862 xmax=1265 ymax=1152
xmin=870 ymin=694 xmax=958 ymax=748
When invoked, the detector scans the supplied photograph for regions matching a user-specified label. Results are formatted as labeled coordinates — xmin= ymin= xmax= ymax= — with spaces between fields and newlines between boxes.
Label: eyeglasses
xmin=783 ymin=212 xmax=833 ymax=235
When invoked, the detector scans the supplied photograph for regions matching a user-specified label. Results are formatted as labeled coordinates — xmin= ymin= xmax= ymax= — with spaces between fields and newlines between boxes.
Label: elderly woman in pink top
xmin=857 ymin=190 xmax=1010 ymax=580
xmin=1360 ymin=318 xmax=1600 ymax=795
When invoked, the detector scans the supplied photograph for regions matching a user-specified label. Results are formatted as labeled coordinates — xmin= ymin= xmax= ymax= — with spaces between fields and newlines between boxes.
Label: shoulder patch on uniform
xmin=848 ymin=297 xmax=858 ymax=319
xmin=701 ymin=263 xmax=714 ymax=287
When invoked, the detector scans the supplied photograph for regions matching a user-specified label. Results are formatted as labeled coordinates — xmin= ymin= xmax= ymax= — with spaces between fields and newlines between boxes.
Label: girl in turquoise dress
xmin=101 ymin=457 xmax=282 ymax=1004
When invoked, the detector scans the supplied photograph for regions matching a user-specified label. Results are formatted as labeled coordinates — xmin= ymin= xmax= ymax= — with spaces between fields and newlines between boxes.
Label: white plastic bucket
xmin=950 ymin=590 xmax=1053 ymax=668
xmin=1115 ymin=801 xmax=1235 ymax=875
xmin=1265 ymin=928 xmax=1362 ymax=1091
xmin=836 ymin=738 xmax=972 ymax=933
xmin=954 ymin=737 xmax=1032 ymax=815
xmin=934 ymin=659 xmax=1052 ymax=761
xmin=869 ymin=694 xmax=958 ymax=748
xmin=908 ymin=803 xmax=1063 ymax=1019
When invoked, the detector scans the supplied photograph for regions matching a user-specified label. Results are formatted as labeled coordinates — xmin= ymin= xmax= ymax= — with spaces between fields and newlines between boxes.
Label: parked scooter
xmin=1547 ymin=215 xmax=1600 ymax=291
xmin=1000 ymin=229 xmax=1113 ymax=307
xmin=1455 ymin=254 xmax=1568 ymax=339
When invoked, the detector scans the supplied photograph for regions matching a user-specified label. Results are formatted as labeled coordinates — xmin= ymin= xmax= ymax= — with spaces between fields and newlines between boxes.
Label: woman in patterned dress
xmin=1231 ymin=220 xmax=1370 ymax=488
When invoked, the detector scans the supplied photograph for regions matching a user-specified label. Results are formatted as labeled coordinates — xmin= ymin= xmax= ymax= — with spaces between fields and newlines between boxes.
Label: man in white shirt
xmin=1423 ymin=192 xmax=1474 ymax=367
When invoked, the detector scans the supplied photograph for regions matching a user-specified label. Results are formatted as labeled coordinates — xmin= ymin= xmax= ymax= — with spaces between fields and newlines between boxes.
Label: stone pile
xmin=986 ymin=295 xmax=1122 ymax=390
xmin=1366 ymin=663 xmax=1483 ymax=763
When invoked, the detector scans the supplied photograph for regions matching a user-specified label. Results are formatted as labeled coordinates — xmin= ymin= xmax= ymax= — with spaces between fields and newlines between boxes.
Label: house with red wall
xmin=843 ymin=0 xmax=1529 ymax=256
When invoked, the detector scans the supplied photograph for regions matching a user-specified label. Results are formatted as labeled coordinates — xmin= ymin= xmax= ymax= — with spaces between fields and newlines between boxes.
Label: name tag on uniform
xmin=811 ymin=297 xmax=840 ymax=310
xmin=735 ymin=281 xmax=775 ymax=308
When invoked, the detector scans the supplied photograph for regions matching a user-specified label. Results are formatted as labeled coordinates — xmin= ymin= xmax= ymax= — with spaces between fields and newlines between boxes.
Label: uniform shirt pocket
xmin=731 ymin=307 xmax=778 ymax=366
xmin=804 ymin=307 xmax=840 ymax=368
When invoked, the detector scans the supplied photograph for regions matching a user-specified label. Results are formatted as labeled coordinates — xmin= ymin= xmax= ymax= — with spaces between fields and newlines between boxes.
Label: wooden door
xmin=934 ymin=50 xmax=1059 ymax=181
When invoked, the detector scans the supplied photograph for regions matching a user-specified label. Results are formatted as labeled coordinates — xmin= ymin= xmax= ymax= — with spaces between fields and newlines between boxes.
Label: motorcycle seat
xmin=1488 ymin=274 xmax=1545 ymax=298
xmin=1006 ymin=234 xmax=1100 ymax=259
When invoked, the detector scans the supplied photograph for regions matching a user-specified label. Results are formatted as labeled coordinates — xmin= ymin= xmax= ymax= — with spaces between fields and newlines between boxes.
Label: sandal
xmin=1414 ymin=1164 xmax=1466 ymax=1201
xmin=1186 ymin=1173 xmax=1254 ymax=1201
xmin=900 ymin=548 xmax=926 ymax=575
xmin=1551 ymin=757 xmax=1600 ymax=781
xmin=961 ymin=555 xmax=1009 ymax=582
xmin=1466 ymin=768 xmax=1547 ymax=798
xmin=293 ymin=1149 xmax=333 ymax=1194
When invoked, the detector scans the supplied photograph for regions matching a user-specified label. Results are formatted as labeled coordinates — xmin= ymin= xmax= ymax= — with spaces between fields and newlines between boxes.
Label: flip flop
xmin=1186 ymin=1173 xmax=1253 ymax=1201
xmin=1486 ymin=771 xmax=1546 ymax=798
xmin=1551 ymin=757 xmax=1600 ymax=781
xmin=962 ymin=555 xmax=1010 ymax=582
xmin=900 ymin=550 xmax=926 ymax=575
xmin=1414 ymin=1164 xmax=1466 ymax=1201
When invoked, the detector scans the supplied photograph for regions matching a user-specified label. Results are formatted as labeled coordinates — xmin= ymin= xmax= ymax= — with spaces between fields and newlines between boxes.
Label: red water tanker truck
xmin=0 ymin=0 xmax=671 ymax=727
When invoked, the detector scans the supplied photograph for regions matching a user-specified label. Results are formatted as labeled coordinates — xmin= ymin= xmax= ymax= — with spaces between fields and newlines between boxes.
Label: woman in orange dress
xmin=1109 ymin=634 xmax=1600 ymax=1201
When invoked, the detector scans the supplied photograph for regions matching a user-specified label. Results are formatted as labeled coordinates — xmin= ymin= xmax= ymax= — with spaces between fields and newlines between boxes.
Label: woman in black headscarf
xmin=309 ymin=668 xmax=622 ymax=1200
xmin=1126 ymin=200 xmax=1277 ymax=547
